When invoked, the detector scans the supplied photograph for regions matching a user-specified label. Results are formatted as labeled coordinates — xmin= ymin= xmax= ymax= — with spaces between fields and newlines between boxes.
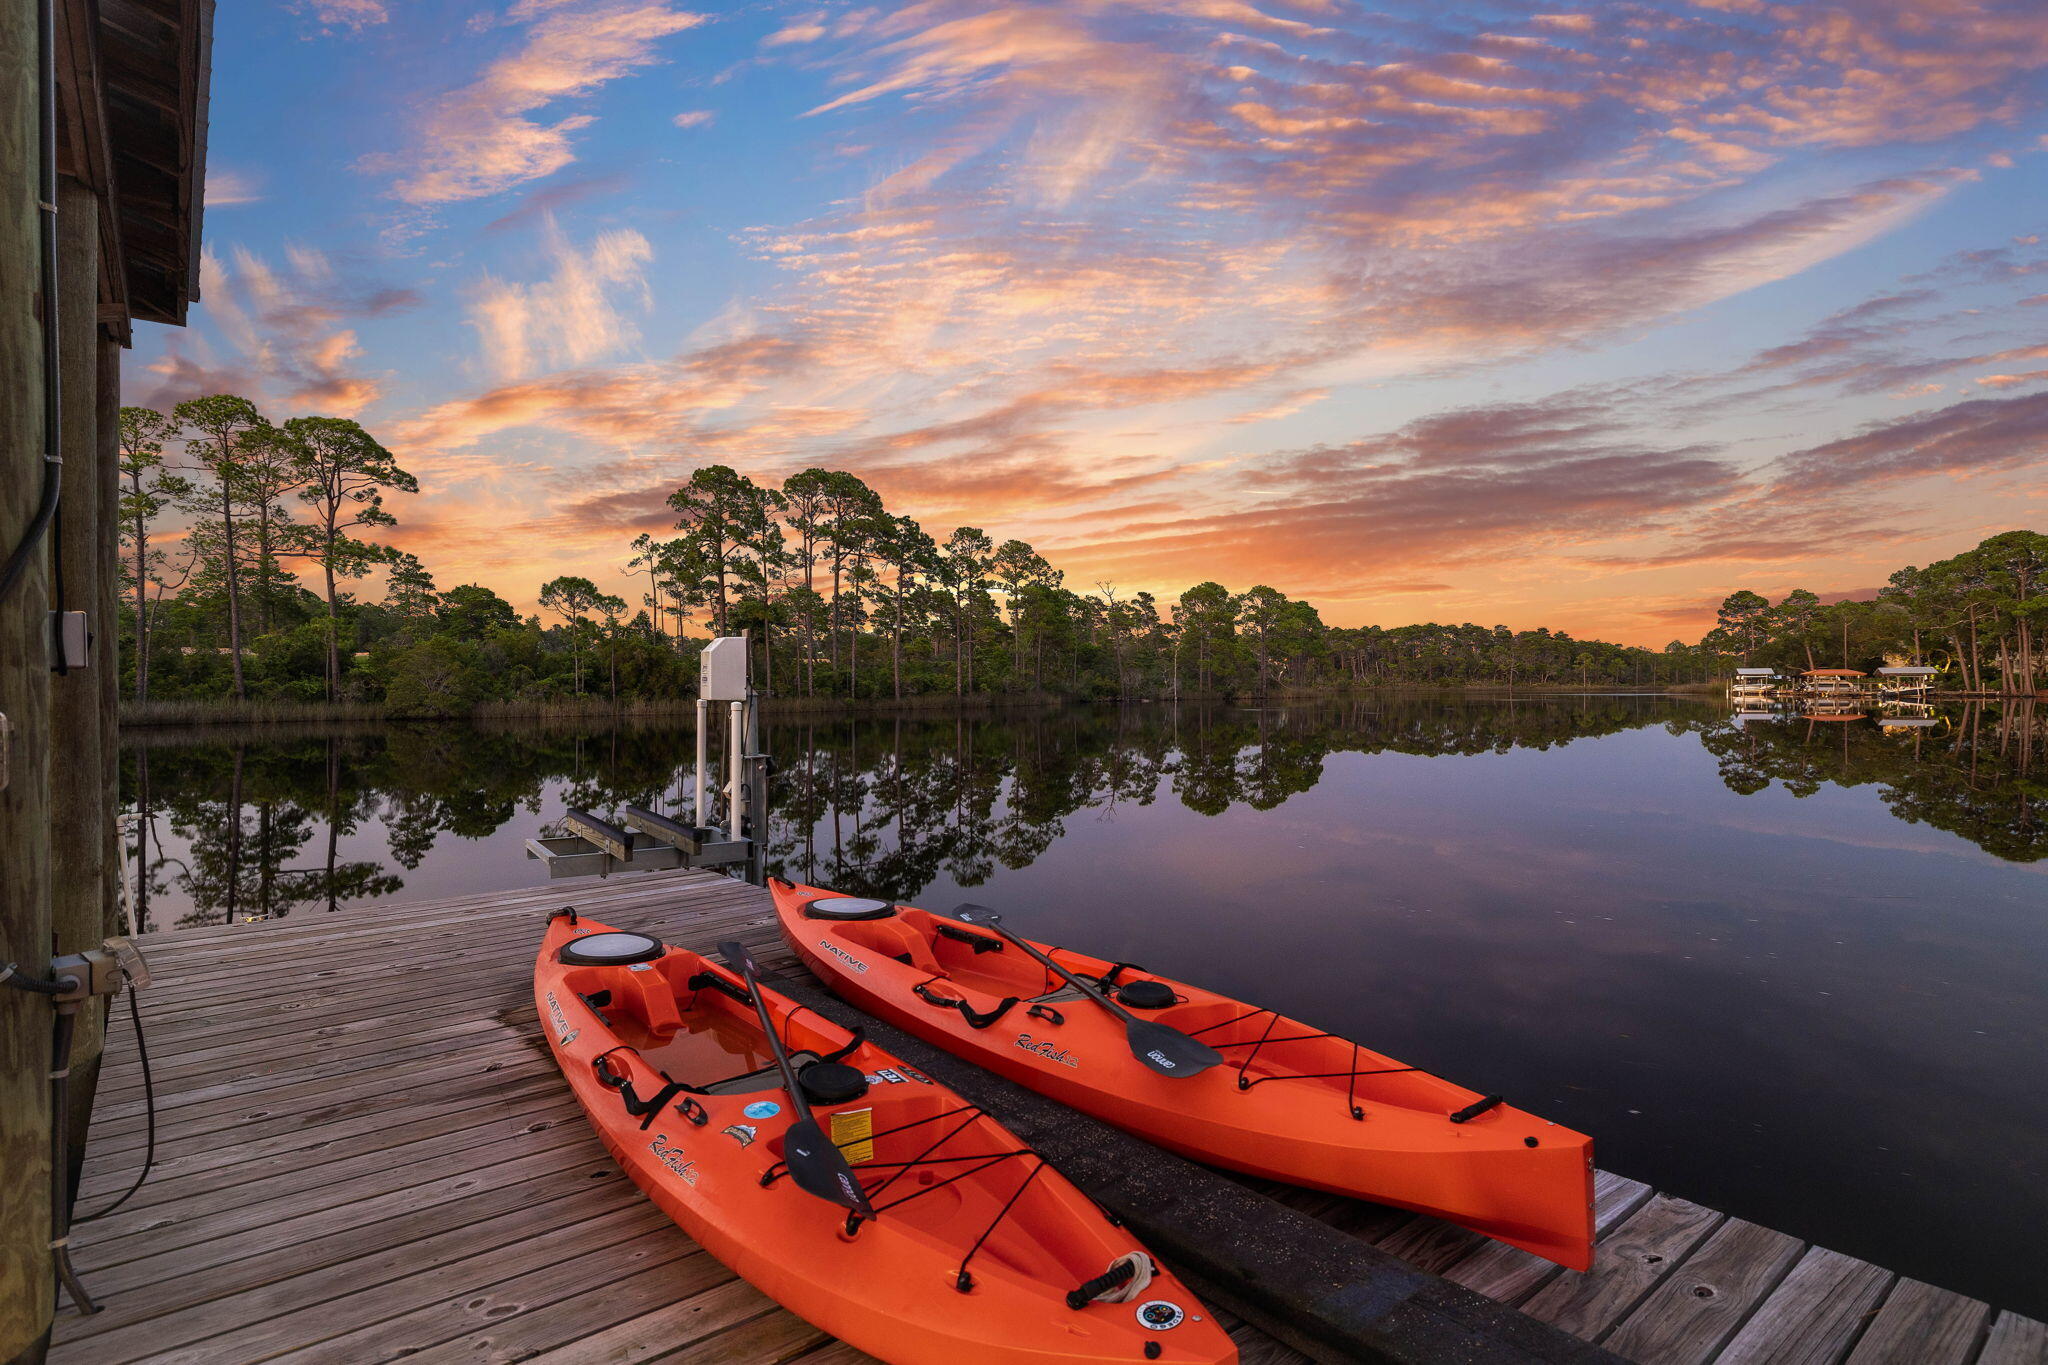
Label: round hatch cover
xmin=557 ymin=931 xmax=665 ymax=966
xmin=803 ymin=897 xmax=896 ymax=921
xmin=798 ymin=1061 xmax=869 ymax=1105
xmin=1116 ymin=980 xmax=1176 ymax=1010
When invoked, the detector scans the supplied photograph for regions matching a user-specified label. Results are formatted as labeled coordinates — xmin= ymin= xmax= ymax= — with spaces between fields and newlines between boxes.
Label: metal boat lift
xmin=525 ymin=635 xmax=769 ymax=881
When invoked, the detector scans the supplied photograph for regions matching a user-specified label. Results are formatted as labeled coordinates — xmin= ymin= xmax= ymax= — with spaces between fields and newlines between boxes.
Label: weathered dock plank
xmin=49 ymin=871 xmax=2036 ymax=1365
xmin=1845 ymin=1279 xmax=1989 ymax=1365
xmin=1978 ymin=1312 xmax=2048 ymax=1365
xmin=1600 ymin=1219 xmax=1804 ymax=1364
xmin=1520 ymin=1194 xmax=1723 ymax=1340
xmin=1715 ymin=1246 xmax=1891 ymax=1365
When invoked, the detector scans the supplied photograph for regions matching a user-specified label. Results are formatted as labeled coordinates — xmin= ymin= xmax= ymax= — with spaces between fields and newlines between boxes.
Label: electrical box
xmin=52 ymin=610 xmax=89 ymax=668
xmin=699 ymin=636 xmax=748 ymax=701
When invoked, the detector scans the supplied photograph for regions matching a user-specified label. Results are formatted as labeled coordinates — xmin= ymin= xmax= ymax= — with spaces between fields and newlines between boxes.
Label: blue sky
xmin=134 ymin=0 xmax=2048 ymax=640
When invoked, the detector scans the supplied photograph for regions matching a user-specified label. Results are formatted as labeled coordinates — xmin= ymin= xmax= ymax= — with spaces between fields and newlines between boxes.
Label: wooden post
xmin=98 ymin=334 xmax=120 ymax=908
xmin=1 ymin=0 xmax=58 ymax=1357
xmin=49 ymin=174 xmax=105 ymax=1197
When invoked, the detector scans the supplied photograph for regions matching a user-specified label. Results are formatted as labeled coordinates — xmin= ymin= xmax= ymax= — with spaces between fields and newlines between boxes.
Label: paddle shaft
xmin=715 ymin=942 xmax=877 ymax=1217
xmin=732 ymin=957 xmax=817 ymax=1126
xmin=975 ymin=920 xmax=1140 ymax=1026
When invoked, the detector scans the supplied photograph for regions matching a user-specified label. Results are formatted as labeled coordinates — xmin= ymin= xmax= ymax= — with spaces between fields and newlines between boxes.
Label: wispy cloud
xmin=134 ymin=245 xmax=417 ymax=415
xmin=465 ymin=218 xmax=654 ymax=380
xmin=206 ymin=167 xmax=263 ymax=207
xmin=362 ymin=0 xmax=705 ymax=206
xmin=293 ymin=0 xmax=387 ymax=34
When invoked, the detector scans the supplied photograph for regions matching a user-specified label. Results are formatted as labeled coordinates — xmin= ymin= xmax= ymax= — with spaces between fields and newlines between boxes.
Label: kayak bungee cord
xmin=1186 ymin=1008 xmax=1417 ymax=1120
xmin=658 ymin=943 xmax=1187 ymax=1304
xmin=757 ymin=1098 xmax=1132 ymax=1305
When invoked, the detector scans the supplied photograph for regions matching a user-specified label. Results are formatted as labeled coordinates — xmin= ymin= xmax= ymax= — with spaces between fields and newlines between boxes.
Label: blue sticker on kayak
xmin=743 ymin=1100 xmax=781 ymax=1120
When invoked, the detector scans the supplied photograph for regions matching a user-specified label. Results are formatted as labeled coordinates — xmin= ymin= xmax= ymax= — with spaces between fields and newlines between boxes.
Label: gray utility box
xmin=700 ymin=636 xmax=747 ymax=701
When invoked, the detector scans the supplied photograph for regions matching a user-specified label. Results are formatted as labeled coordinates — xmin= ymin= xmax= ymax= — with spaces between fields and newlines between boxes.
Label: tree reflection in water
xmin=1698 ymin=702 xmax=2042 ymax=863
xmin=121 ymin=696 xmax=2044 ymax=930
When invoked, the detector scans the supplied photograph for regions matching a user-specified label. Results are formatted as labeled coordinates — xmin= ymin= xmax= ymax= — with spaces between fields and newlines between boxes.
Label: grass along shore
xmin=118 ymin=682 xmax=1731 ymax=729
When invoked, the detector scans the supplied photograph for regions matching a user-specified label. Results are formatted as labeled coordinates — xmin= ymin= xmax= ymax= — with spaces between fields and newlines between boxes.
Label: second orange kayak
xmin=772 ymin=879 xmax=1595 ymax=1270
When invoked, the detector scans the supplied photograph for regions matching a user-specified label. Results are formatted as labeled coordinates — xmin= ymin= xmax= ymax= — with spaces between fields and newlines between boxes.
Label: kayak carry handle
xmin=1066 ymin=1258 xmax=1138 ymax=1310
xmin=1449 ymin=1094 xmax=1504 ymax=1124
xmin=592 ymin=1050 xmax=692 ymax=1131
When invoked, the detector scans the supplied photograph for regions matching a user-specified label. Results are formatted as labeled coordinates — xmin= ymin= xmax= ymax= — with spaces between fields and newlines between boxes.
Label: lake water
xmin=121 ymin=695 xmax=2048 ymax=1317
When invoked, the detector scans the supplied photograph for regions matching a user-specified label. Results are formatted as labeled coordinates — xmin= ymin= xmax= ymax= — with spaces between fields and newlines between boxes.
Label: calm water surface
xmin=121 ymin=696 xmax=2048 ymax=1317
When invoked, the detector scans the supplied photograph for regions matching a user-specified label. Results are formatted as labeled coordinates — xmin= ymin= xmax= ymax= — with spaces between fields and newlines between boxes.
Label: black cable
xmin=77 ymin=986 xmax=154 ymax=1222
xmin=0 ymin=0 xmax=63 ymax=608
xmin=0 ymin=963 xmax=69 ymax=995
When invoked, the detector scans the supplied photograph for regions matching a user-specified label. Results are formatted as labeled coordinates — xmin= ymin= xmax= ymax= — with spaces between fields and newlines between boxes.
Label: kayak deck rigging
xmin=758 ymin=1097 xmax=1053 ymax=1292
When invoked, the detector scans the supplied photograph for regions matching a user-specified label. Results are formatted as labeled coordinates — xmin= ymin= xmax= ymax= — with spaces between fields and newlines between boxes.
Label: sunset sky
xmin=130 ymin=0 xmax=2048 ymax=644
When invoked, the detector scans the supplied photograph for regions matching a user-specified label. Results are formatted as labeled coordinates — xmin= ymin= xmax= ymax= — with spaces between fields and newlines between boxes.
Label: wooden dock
xmin=54 ymin=872 xmax=2047 ymax=1365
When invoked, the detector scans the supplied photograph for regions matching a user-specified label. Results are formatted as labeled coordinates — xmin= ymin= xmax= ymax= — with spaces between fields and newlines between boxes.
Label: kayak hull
xmin=772 ymin=881 xmax=1595 ymax=1271
xmin=538 ymin=911 xmax=1236 ymax=1365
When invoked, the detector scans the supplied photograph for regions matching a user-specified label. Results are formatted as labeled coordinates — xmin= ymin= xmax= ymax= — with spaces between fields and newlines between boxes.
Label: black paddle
xmin=715 ymin=941 xmax=875 ymax=1217
xmin=949 ymin=905 xmax=1223 ymax=1079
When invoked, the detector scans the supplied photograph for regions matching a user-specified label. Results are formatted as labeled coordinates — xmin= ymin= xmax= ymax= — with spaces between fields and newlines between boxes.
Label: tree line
xmin=1703 ymin=531 xmax=2047 ymax=695
xmin=119 ymin=394 xmax=2042 ymax=714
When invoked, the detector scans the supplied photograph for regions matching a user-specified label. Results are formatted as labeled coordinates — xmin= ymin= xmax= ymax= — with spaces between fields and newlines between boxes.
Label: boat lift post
xmin=527 ymin=634 xmax=767 ymax=881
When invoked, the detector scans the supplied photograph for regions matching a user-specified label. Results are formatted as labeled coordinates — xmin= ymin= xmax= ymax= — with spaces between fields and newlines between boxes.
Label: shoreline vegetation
xmin=117 ymin=396 xmax=2043 ymax=719
xmin=118 ymin=682 xmax=1732 ymax=730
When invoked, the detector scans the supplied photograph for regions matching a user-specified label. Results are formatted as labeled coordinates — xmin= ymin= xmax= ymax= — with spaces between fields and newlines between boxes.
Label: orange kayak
xmin=537 ymin=909 xmax=1237 ymax=1365
xmin=772 ymin=880 xmax=1595 ymax=1270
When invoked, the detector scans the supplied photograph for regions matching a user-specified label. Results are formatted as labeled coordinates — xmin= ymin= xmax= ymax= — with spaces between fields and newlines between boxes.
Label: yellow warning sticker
xmin=830 ymin=1107 xmax=874 ymax=1164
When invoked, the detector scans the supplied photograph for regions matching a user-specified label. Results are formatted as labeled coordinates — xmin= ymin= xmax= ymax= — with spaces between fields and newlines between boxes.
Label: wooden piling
xmin=1 ymin=1 xmax=58 ymax=1358
xmin=49 ymin=173 xmax=108 ymax=1202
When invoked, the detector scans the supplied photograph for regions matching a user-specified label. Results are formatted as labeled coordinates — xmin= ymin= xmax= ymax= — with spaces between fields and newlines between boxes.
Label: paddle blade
xmin=951 ymin=902 xmax=1002 ymax=926
xmin=715 ymin=940 xmax=763 ymax=979
xmin=783 ymin=1117 xmax=875 ymax=1215
xmin=1126 ymin=1018 xmax=1225 ymax=1078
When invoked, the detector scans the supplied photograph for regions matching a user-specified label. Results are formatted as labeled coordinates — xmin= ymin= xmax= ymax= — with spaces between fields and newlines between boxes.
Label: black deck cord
xmin=77 ymin=985 xmax=155 ymax=1221
xmin=0 ymin=0 xmax=64 ymax=611
xmin=953 ymin=1158 xmax=1048 ymax=1292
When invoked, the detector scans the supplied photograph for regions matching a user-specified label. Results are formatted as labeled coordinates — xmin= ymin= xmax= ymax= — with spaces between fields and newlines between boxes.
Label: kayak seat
xmin=834 ymin=918 xmax=944 ymax=976
xmin=696 ymin=1050 xmax=824 ymax=1095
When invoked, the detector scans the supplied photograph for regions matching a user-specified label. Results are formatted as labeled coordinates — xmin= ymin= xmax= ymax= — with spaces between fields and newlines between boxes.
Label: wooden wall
xmin=2 ymin=15 xmax=126 ymax=1360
